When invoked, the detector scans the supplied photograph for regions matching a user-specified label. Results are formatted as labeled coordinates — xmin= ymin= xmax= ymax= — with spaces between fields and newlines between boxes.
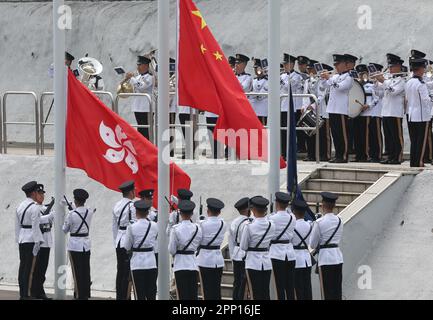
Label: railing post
xmin=0 ymin=93 xmax=3 ymax=154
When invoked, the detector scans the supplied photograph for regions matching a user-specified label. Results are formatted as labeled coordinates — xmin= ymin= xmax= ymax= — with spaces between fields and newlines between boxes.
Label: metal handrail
xmin=0 ymin=93 xmax=2 ymax=154
xmin=93 ymin=91 xmax=115 ymax=112
xmin=39 ymin=92 xmax=53 ymax=155
xmin=2 ymin=91 xmax=39 ymax=154
xmin=114 ymin=93 xmax=154 ymax=143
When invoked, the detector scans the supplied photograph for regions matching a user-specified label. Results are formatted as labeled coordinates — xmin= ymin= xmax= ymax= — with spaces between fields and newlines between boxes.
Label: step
xmin=306 ymin=179 xmax=373 ymax=193
xmin=222 ymin=271 xmax=234 ymax=284
xmin=302 ymin=190 xmax=362 ymax=205
xmin=318 ymin=168 xmax=387 ymax=182
xmin=223 ymin=259 xmax=233 ymax=272
xmin=306 ymin=202 xmax=347 ymax=214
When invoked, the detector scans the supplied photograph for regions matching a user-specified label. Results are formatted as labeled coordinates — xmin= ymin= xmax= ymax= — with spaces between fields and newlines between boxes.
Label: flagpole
xmin=268 ymin=0 xmax=281 ymax=301
xmin=157 ymin=0 xmax=170 ymax=300
xmin=53 ymin=0 xmax=67 ymax=300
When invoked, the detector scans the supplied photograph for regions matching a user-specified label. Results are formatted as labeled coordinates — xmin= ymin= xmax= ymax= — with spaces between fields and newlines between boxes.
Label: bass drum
xmin=348 ymin=79 xmax=366 ymax=118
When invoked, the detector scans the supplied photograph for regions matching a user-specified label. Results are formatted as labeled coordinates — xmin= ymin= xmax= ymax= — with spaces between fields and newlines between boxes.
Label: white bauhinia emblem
xmin=99 ymin=121 xmax=139 ymax=174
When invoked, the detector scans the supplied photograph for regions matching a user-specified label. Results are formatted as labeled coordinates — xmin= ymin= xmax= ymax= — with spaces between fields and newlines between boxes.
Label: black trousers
xmin=271 ymin=258 xmax=295 ymax=300
xmin=294 ymin=267 xmax=312 ymax=300
xmin=206 ymin=117 xmax=219 ymax=159
xmin=175 ymin=270 xmax=198 ymax=300
xmin=246 ymin=269 xmax=271 ymax=300
xmin=296 ymin=110 xmax=307 ymax=152
xmin=258 ymin=116 xmax=267 ymax=126
xmin=408 ymin=120 xmax=430 ymax=167
xmin=179 ymin=113 xmax=197 ymax=157
xmin=199 ymin=267 xmax=223 ymax=300
xmin=382 ymin=117 xmax=404 ymax=162
xmin=232 ymin=260 xmax=247 ymax=300
xmin=31 ymin=247 xmax=50 ymax=298
xmin=69 ymin=251 xmax=91 ymax=300
xmin=134 ymin=112 xmax=150 ymax=140
xmin=368 ymin=117 xmax=383 ymax=161
xmin=305 ymin=132 xmax=316 ymax=160
xmin=423 ymin=120 xmax=433 ymax=162
xmin=281 ymin=111 xmax=288 ymax=159
xmin=320 ymin=264 xmax=343 ymax=300
xmin=329 ymin=113 xmax=349 ymax=161
xmin=319 ymin=119 xmax=332 ymax=160
xmin=116 ymin=247 xmax=131 ymax=300
xmin=132 ymin=269 xmax=158 ymax=300
xmin=18 ymin=243 xmax=35 ymax=298
xmin=348 ymin=118 xmax=355 ymax=153
xmin=353 ymin=116 xmax=369 ymax=161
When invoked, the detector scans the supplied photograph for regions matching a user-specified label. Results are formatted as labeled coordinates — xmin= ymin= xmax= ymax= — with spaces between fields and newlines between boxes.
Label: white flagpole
xmin=268 ymin=0 xmax=281 ymax=300
xmin=157 ymin=0 xmax=170 ymax=300
xmin=53 ymin=0 xmax=67 ymax=300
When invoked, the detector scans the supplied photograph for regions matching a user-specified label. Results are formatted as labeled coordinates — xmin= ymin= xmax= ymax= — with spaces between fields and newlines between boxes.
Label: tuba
xmin=77 ymin=56 xmax=103 ymax=90
xmin=117 ymin=74 xmax=135 ymax=97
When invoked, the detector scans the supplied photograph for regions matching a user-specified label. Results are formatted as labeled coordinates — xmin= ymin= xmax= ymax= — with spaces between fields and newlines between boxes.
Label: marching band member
xmin=235 ymin=54 xmax=253 ymax=93
xmin=251 ymin=58 xmax=269 ymax=125
xmin=344 ymin=54 xmax=359 ymax=155
xmin=295 ymin=56 xmax=310 ymax=153
xmin=317 ymin=63 xmax=334 ymax=161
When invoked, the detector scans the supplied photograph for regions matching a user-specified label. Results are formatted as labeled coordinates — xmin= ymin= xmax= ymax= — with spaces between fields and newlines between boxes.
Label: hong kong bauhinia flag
xmin=66 ymin=70 xmax=191 ymax=203
xmin=178 ymin=0 xmax=286 ymax=168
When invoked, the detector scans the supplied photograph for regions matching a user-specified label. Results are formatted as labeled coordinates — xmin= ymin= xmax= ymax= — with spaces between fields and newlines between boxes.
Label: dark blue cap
xmin=206 ymin=198 xmax=225 ymax=211
xmin=178 ymin=200 xmax=196 ymax=214
xmin=234 ymin=197 xmax=250 ymax=211
xmin=321 ymin=192 xmax=338 ymax=203
xmin=139 ymin=189 xmax=154 ymax=199
xmin=134 ymin=200 xmax=151 ymax=211
xmin=292 ymin=199 xmax=309 ymax=211
xmin=250 ymin=196 xmax=269 ymax=209
xmin=275 ymin=192 xmax=290 ymax=204
xmin=73 ymin=189 xmax=89 ymax=201
xmin=119 ymin=180 xmax=135 ymax=193
xmin=177 ymin=189 xmax=193 ymax=200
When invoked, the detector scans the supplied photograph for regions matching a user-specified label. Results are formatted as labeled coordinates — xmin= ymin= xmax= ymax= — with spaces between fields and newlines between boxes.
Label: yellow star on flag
xmin=192 ymin=10 xmax=207 ymax=29
xmin=200 ymin=44 xmax=207 ymax=54
xmin=213 ymin=51 xmax=223 ymax=61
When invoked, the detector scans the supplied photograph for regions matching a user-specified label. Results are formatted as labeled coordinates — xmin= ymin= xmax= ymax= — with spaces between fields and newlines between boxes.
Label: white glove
xmin=170 ymin=195 xmax=179 ymax=205
xmin=32 ymin=242 xmax=41 ymax=256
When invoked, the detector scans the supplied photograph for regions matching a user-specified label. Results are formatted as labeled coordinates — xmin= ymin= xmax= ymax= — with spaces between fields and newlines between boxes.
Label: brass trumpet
xmin=117 ymin=71 xmax=137 ymax=97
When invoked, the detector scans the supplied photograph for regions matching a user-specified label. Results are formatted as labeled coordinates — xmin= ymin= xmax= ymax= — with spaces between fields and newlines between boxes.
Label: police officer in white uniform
xmin=15 ymin=181 xmax=45 ymax=300
xmin=406 ymin=58 xmax=433 ymax=167
xmin=31 ymin=195 xmax=55 ymax=300
xmin=251 ymin=58 xmax=269 ymax=125
xmin=375 ymin=54 xmax=406 ymax=164
xmin=126 ymin=55 xmax=154 ymax=139
xmin=138 ymin=189 xmax=158 ymax=266
xmin=169 ymin=200 xmax=203 ymax=300
xmin=167 ymin=188 xmax=194 ymax=237
xmin=323 ymin=54 xmax=354 ymax=163
xmin=228 ymin=197 xmax=251 ymax=300
xmin=112 ymin=180 xmax=137 ymax=300
xmin=240 ymin=196 xmax=276 ymax=300
xmin=317 ymin=63 xmax=334 ymax=161
xmin=269 ymin=192 xmax=296 ymax=300
xmin=309 ymin=192 xmax=343 ymax=300
xmin=294 ymin=56 xmax=310 ymax=153
xmin=63 ymin=189 xmax=93 ymax=300
xmin=292 ymin=199 xmax=313 ymax=300
xmin=123 ymin=200 xmax=158 ymax=300
xmin=197 ymin=198 xmax=227 ymax=300
xmin=235 ymin=54 xmax=253 ymax=93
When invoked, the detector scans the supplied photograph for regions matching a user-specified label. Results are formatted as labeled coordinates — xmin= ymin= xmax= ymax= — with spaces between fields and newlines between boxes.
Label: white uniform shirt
xmin=301 ymin=77 xmax=321 ymax=116
xmin=379 ymin=76 xmax=406 ymax=118
xmin=293 ymin=218 xmax=313 ymax=268
xmin=112 ymin=198 xmax=136 ymax=248
xmin=240 ymin=217 xmax=276 ymax=271
xmin=169 ymin=220 xmax=203 ymax=272
xmin=280 ymin=72 xmax=291 ymax=112
xmin=39 ymin=205 xmax=55 ymax=248
xmin=326 ymin=72 xmax=354 ymax=115
xmin=317 ymin=79 xmax=330 ymax=119
xmin=228 ymin=215 xmax=251 ymax=261
xmin=268 ymin=210 xmax=296 ymax=261
xmin=250 ymin=77 xmax=269 ymax=117
xmin=124 ymin=218 xmax=158 ymax=271
xmin=63 ymin=206 xmax=94 ymax=252
xmin=405 ymin=77 xmax=433 ymax=122
xmin=15 ymin=198 xmax=44 ymax=244
xmin=361 ymin=82 xmax=381 ymax=117
xmin=197 ymin=216 xmax=227 ymax=268
xmin=130 ymin=73 xmax=154 ymax=113
xmin=236 ymin=73 xmax=253 ymax=93
xmin=309 ymin=213 xmax=343 ymax=267
xmin=178 ymin=105 xmax=194 ymax=115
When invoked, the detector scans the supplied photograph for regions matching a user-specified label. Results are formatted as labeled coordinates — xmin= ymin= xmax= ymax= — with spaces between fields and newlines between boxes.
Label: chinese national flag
xmin=178 ymin=0 xmax=286 ymax=168
xmin=66 ymin=70 xmax=191 ymax=206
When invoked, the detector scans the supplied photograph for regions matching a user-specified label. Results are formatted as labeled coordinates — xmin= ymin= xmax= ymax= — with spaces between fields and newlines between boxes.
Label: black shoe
xmin=334 ymin=158 xmax=348 ymax=163
xmin=33 ymin=295 xmax=52 ymax=300
xmin=368 ymin=158 xmax=381 ymax=163
xmin=388 ymin=160 xmax=401 ymax=165
xmin=320 ymin=157 xmax=330 ymax=162
xmin=329 ymin=158 xmax=337 ymax=163
xmin=303 ymin=157 xmax=316 ymax=162
xmin=380 ymin=159 xmax=390 ymax=164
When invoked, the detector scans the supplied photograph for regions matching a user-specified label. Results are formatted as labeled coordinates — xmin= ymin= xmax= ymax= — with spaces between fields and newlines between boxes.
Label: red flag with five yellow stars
xmin=178 ymin=0 xmax=286 ymax=167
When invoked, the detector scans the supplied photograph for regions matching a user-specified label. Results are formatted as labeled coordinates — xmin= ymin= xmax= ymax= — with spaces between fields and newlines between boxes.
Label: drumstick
xmin=354 ymin=99 xmax=365 ymax=107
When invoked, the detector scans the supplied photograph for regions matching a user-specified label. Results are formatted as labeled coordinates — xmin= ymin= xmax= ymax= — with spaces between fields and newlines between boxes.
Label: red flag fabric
xmin=66 ymin=70 xmax=191 ymax=206
xmin=178 ymin=0 xmax=286 ymax=168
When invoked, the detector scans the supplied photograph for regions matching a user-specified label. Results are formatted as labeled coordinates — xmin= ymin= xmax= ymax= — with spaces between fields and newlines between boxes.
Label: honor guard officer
xmin=292 ymin=199 xmax=313 ymax=300
xmin=63 ymin=189 xmax=93 ymax=300
xmin=112 ymin=180 xmax=137 ymax=300
xmin=240 ymin=196 xmax=276 ymax=300
xmin=406 ymin=58 xmax=432 ymax=167
xmin=376 ymin=54 xmax=406 ymax=164
xmin=280 ymin=54 xmax=298 ymax=159
xmin=16 ymin=181 xmax=45 ymax=300
xmin=323 ymin=54 xmax=354 ymax=163
xmin=169 ymin=200 xmax=203 ymax=300
xmin=31 ymin=192 xmax=55 ymax=300
xmin=251 ymin=58 xmax=269 ymax=125
xmin=197 ymin=198 xmax=227 ymax=300
xmin=126 ymin=55 xmax=154 ymax=139
xmin=139 ymin=189 xmax=157 ymax=222
xmin=123 ymin=200 xmax=158 ymax=300
xmin=167 ymin=188 xmax=194 ymax=236
xmin=234 ymin=54 xmax=253 ymax=93
xmin=228 ymin=197 xmax=251 ymax=300
xmin=269 ymin=192 xmax=296 ymax=300
xmin=309 ymin=192 xmax=344 ymax=300
xmin=294 ymin=56 xmax=310 ymax=153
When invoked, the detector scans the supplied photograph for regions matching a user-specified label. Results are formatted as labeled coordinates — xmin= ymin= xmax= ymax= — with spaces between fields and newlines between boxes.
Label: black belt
xmin=21 ymin=225 xmax=32 ymax=229
xmin=293 ymin=245 xmax=308 ymax=250
xmin=41 ymin=229 xmax=51 ymax=234
xmin=365 ymin=93 xmax=373 ymax=97
xmin=235 ymin=242 xmax=240 ymax=246
xmin=119 ymin=226 xmax=127 ymax=231
xmin=319 ymin=244 xmax=339 ymax=249
xmin=270 ymin=240 xmax=291 ymax=245
xmin=247 ymin=247 xmax=268 ymax=252
xmin=198 ymin=245 xmax=220 ymax=250
xmin=132 ymin=247 xmax=154 ymax=252
xmin=176 ymin=250 xmax=195 ymax=255
xmin=70 ymin=233 xmax=89 ymax=237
